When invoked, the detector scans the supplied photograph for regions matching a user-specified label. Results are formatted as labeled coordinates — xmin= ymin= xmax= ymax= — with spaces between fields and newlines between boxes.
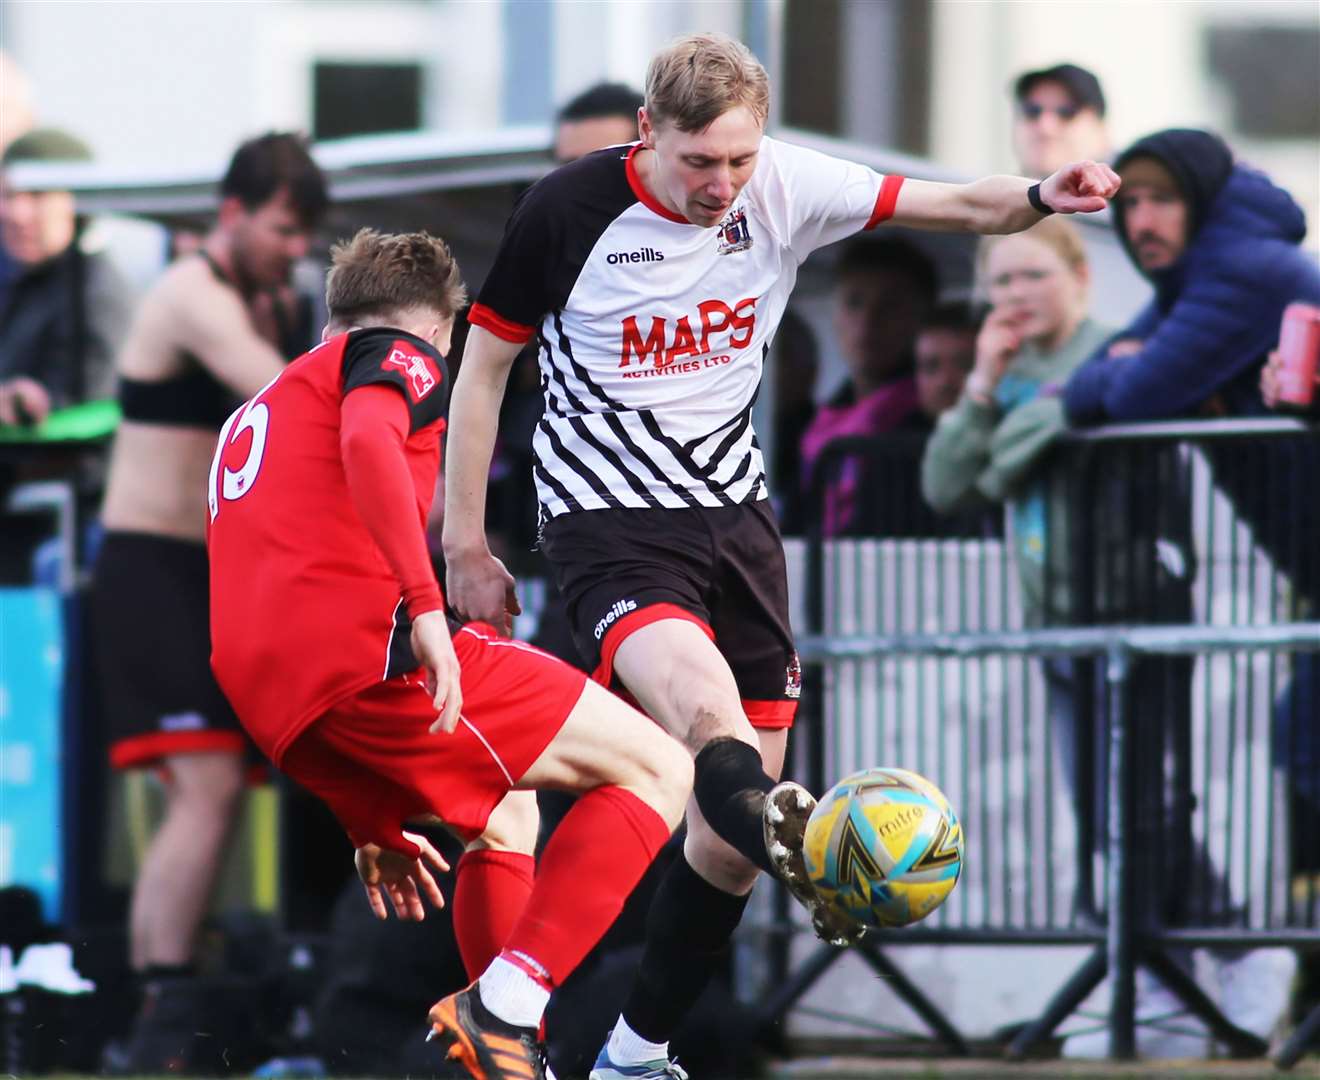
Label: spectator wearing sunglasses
xmin=1013 ymin=63 xmax=1111 ymax=178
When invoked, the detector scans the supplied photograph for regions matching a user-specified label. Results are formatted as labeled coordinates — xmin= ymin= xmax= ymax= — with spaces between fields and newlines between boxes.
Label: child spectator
xmin=799 ymin=237 xmax=937 ymax=535
xmin=914 ymin=300 xmax=979 ymax=422
xmin=922 ymin=216 xmax=1109 ymax=619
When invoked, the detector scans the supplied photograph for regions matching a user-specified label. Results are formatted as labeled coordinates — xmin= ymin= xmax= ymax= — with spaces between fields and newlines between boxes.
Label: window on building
xmin=780 ymin=0 xmax=930 ymax=154
xmin=1206 ymin=25 xmax=1320 ymax=139
xmin=313 ymin=61 xmax=423 ymax=141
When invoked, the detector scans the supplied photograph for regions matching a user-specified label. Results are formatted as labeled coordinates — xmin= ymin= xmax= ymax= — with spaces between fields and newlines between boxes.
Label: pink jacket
xmin=799 ymin=377 xmax=920 ymax=535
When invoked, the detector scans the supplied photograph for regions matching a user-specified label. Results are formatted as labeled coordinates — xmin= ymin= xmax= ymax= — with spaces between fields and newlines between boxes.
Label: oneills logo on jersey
xmin=606 ymin=247 xmax=665 ymax=265
xmin=717 ymin=207 xmax=753 ymax=255
xmin=594 ymin=598 xmax=637 ymax=639
xmin=381 ymin=344 xmax=436 ymax=403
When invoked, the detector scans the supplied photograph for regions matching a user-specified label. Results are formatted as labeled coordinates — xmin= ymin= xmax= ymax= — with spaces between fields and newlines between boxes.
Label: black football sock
xmin=692 ymin=737 xmax=777 ymax=875
xmin=621 ymin=853 xmax=751 ymax=1044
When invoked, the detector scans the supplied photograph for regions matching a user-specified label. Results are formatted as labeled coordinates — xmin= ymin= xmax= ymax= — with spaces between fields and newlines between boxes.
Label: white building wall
xmin=5 ymin=0 xmax=499 ymax=170
xmin=551 ymin=0 xmax=744 ymax=106
xmin=6 ymin=0 xmax=754 ymax=172
xmin=8 ymin=0 xmax=265 ymax=169
xmin=929 ymin=0 xmax=1318 ymax=246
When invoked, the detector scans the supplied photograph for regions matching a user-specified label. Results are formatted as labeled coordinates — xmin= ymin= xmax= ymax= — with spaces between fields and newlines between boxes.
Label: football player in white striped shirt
xmin=444 ymin=32 xmax=1118 ymax=1079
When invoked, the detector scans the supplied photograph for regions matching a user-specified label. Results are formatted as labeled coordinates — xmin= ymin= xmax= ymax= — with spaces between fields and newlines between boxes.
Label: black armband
xmin=1027 ymin=182 xmax=1055 ymax=216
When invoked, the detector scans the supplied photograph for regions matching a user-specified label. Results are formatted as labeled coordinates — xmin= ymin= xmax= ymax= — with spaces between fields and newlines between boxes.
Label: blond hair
xmin=325 ymin=228 xmax=466 ymax=325
xmin=645 ymin=32 xmax=770 ymax=133
xmin=977 ymin=215 xmax=1088 ymax=281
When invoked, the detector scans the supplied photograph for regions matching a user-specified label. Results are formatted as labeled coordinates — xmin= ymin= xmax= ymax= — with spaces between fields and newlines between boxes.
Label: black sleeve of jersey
xmin=475 ymin=179 xmax=566 ymax=330
xmin=340 ymin=327 xmax=450 ymax=435
xmin=476 ymin=149 xmax=638 ymax=329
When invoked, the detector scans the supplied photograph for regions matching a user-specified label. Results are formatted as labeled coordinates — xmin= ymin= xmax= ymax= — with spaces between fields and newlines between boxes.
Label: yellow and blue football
xmin=802 ymin=766 xmax=964 ymax=929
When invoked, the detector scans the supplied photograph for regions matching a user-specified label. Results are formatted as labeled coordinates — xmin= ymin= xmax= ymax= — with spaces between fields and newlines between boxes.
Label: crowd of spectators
xmin=1 ymin=44 xmax=1317 ymax=1074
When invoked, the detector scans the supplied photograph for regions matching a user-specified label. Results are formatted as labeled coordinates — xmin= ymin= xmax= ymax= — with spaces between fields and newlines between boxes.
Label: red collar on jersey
xmin=625 ymin=143 xmax=693 ymax=226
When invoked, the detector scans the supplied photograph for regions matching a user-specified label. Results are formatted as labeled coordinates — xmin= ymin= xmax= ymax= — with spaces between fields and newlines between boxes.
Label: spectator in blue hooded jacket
xmin=1064 ymin=128 xmax=1320 ymax=422
xmin=1063 ymin=128 xmax=1318 ymax=1050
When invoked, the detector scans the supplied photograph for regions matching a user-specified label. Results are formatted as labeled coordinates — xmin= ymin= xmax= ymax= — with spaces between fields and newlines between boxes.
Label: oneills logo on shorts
xmin=381 ymin=343 xmax=437 ymax=403
xmin=594 ymin=598 xmax=638 ymax=640
xmin=785 ymin=652 xmax=802 ymax=699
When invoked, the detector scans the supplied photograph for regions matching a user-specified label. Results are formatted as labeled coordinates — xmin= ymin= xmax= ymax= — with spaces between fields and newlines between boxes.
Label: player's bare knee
xmin=684 ymin=702 xmax=757 ymax=755
xmin=471 ymin=790 xmax=540 ymax=854
xmin=653 ymin=735 xmax=694 ymax=827
xmin=169 ymin=753 xmax=245 ymax=814
xmin=624 ymin=725 xmax=691 ymax=829
xmin=669 ymin=663 xmax=756 ymax=744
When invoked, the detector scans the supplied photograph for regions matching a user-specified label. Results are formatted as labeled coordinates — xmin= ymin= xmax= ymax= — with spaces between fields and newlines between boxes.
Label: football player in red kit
xmin=207 ymin=229 xmax=691 ymax=1080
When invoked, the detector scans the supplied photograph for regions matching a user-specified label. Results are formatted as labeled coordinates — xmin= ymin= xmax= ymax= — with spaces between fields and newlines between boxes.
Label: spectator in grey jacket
xmin=923 ymin=215 xmax=1110 ymax=626
xmin=0 ymin=129 xmax=133 ymax=427
xmin=922 ymin=216 xmax=1118 ymax=937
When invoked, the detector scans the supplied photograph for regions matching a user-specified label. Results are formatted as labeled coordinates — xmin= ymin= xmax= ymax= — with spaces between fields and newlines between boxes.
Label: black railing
xmin=758 ymin=419 xmax=1320 ymax=1069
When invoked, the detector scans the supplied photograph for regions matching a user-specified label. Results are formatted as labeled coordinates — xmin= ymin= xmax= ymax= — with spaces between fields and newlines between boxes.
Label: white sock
xmin=477 ymin=956 xmax=550 ymax=1030
xmin=607 ymin=1016 xmax=669 ymax=1065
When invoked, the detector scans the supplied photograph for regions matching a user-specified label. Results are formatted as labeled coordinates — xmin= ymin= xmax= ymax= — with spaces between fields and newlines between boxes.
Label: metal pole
xmin=1005 ymin=945 xmax=1107 ymax=1060
xmin=1105 ymin=643 xmax=1136 ymax=1060
xmin=1275 ymin=1000 xmax=1320 ymax=1070
xmin=856 ymin=942 xmax=969 ymax=1054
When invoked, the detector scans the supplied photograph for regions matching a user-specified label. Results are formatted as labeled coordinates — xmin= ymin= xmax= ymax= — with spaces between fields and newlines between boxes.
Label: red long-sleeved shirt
xmin=208 ymin=327 xmax=449 ymax=763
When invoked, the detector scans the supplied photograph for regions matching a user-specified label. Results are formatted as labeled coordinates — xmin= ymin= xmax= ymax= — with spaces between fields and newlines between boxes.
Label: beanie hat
xmin=2 ymin=128 xmax=92 ymax=168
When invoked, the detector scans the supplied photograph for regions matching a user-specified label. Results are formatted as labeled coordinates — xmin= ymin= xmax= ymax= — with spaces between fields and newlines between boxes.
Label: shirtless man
xmin=93 ymin=132 xmax=327 ymax=1073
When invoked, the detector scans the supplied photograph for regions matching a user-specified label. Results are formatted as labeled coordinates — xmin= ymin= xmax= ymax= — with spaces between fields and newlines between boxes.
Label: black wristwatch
xmin=1027 ymin=182 xmax=1055 ymax=216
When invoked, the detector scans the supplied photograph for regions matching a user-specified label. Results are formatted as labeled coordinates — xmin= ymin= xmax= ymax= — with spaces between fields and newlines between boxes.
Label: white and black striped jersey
xmin=470 ymin=135 xmax=904 ymax=519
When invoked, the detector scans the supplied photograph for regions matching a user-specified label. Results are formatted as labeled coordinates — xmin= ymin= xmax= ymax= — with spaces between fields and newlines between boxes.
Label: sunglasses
xmin=1020 ymin=102 xmax=1082 ymax=122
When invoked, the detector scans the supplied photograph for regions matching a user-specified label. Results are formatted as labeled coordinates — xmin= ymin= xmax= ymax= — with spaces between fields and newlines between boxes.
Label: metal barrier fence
xmin=753 ymin=420 xmax=1320 ymax=1068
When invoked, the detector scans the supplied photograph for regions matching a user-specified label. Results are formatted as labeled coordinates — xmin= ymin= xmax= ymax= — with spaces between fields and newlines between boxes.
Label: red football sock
xmin=452 ymin=849 xmax=535 ymax=980
xmin=500 ymin=786 xmax=671 ymax=987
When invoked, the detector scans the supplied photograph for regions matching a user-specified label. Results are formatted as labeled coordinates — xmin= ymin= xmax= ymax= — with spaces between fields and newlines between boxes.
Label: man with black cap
xmin=1063 ymin=128 xmax=1320 ymax=1058
xmin=1012 ymin=63 xmax=1111 ymax=179
xmin=0 ymin=128 xmax=133 ymax=428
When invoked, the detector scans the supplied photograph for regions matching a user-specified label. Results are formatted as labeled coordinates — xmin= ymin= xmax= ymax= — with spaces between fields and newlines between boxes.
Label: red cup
xmin=1275 ymin=301 xmax=1320 ymax=409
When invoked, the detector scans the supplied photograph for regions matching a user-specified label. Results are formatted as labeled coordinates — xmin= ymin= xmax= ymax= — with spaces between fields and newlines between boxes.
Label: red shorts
xmin=280 ymin=624 xmax=587 ymax=854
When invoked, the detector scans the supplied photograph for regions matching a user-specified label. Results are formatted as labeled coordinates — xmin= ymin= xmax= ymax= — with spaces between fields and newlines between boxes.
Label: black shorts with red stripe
xmin=93 ymin=531 xmax=252 ymax=769
xmin=540 ymin=498 xmax=800 ymax=729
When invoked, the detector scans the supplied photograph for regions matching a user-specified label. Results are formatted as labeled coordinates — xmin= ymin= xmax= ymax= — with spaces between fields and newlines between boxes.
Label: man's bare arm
xmin=890 ymin=161 xmax=1121 ymax=236
xmin=172 ymin=274 xmax=287 ymax=398
xmin=442 ymin=324 xmax=525 ymax=626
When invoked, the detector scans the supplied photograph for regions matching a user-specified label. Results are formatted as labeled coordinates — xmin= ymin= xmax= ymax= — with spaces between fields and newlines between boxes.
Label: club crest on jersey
xmin=717 ymin=207 xmax=753 ymax=255
xmin=381 ymin=344 xmax=436 ymax=403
